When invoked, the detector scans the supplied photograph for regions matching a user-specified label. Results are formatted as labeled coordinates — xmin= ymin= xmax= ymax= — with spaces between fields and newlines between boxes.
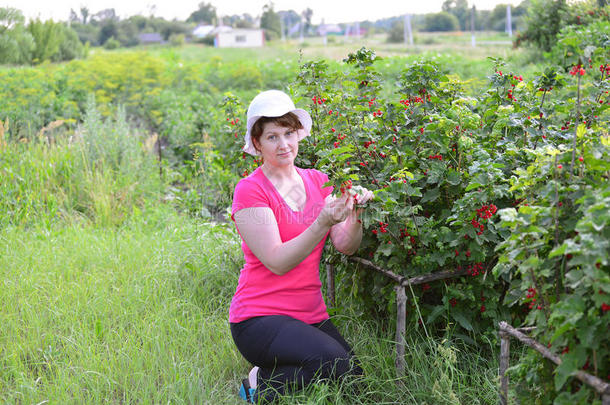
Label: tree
xmin=27 ymin=19 xmax=63 ymax=63
xmin=442 ymin=0 xmax=469 ymax=30
xmin=224 ymin=14 xmax=255 ymax=28
xmin=80 ymin=7 xmax=90 ymax=24
xmin=386 ymin=20 xmax=404 ymax=43
xmin=92 ymin=8 xmax=117 ymax=23
xmin=99 ymin=20 xmax=119 ymax=45
xmin=260 ymin=2 xmax=281 ymax=40
xmin=187 ymin=2 xmax=217 ymax=24
xmin=516 ymin=0 xmax=568 ymax=51
xmin=0 ymin=7 xmax=24 ymax=33
xmin=0 ymin=8 xmax=34 ymax=64
xmin=53 ymin=24 xmax=84 ymax=62
xmin=302 ymin=8 xmax=313 ymax=35
xmin=423 ymin=12 xmax=459 ymax=32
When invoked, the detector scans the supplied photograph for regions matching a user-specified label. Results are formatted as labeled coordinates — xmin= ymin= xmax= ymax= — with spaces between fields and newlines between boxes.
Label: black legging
xmin=230 ymin=315 xmax=363 ymax=403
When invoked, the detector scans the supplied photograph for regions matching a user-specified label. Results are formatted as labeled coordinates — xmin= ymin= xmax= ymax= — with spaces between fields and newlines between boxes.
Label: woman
xmin=230 ymin=90 xmax=373 ymax=403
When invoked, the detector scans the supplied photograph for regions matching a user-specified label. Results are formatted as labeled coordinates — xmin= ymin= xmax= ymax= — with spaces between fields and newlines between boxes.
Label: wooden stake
xmin=499 ymin=330 xmax=510 ymax=405
xmin=326 ymin=263 xmax=335 ymax=308
xmin=395 ymin=285 xmax=407 ymax=378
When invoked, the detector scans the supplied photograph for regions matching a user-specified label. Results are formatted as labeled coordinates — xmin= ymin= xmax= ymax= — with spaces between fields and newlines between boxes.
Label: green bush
xmin=423 ymin=12 xmax=459 ymax=32
xmin=386 ymin=20 xmax=404 ymax=43
xmin=104 ymin=37 xmax=120 ymax=49
xmin=169 ymin=33 xmax=185 ymax=47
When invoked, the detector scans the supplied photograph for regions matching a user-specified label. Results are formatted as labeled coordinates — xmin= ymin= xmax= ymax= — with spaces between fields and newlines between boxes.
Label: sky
xmin=4 ymin=0 xmax=525 ymax=24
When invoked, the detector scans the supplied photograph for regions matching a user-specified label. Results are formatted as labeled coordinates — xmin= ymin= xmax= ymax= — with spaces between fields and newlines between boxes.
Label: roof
xmin=138 ymin=33 xmax=164 ymax=43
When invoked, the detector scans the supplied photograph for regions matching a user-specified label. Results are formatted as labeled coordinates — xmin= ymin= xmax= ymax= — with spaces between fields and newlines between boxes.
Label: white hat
xmin=243 ymin=90 xmax=312 ymax=156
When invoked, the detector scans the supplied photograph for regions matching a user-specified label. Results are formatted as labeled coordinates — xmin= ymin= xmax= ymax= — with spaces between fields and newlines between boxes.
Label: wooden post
xmin=499 ymin=330 xmax=510 ymax=405
xmin=395 ymin=285 xmax=407 ymax=378
xmin=326 ymin=263 xmax=335 ymax=308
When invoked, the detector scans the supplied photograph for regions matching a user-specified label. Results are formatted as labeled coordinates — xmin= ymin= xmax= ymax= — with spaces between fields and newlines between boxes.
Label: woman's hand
xmin=348 ymin=185 xmax=374 ymax=211
xmin=317 ymin=192 xmax=354 ymax=228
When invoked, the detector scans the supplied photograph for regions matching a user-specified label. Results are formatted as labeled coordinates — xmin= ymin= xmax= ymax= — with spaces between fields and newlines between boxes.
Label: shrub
xmin=423 ymin=12 xmax=459 ymax=32
xmin=103 ymin=37 xmax=120 ymax=50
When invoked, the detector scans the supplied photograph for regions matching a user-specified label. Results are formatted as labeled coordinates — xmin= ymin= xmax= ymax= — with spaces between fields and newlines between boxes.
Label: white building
xmin=215 ymin=29 xmax=265 ymax=48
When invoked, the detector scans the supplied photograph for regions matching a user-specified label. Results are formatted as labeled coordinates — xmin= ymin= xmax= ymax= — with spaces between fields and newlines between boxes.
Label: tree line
xmin=2 ymin=0 xmax=604 ymax=65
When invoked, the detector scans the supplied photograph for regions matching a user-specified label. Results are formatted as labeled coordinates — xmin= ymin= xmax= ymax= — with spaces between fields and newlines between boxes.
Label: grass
xmin=0 ymin=204 xmax=501 ymax=404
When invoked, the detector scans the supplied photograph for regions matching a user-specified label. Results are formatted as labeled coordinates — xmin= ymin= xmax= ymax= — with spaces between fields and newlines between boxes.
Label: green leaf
xmin=451 ymin=311 xmax=473 ymax=331
xmin=446 ymin=170 xmax=461 ymax=186
xmin=421 ymin=188 xmax=441 ymax=203
xmin=554 ymin=346 xmax=586 ymax=391
xmin=549 ymin=244 xmax=567 ymax=258
xmin=427 ymin=305 xmax=445 ymax=324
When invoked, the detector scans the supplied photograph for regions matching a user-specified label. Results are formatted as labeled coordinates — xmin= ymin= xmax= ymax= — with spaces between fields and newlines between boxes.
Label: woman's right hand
xmin=317 ymin=192 xmax=354 ymax=228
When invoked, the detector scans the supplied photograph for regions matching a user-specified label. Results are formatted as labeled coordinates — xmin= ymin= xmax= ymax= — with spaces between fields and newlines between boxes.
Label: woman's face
xmin=254 ymin=121 xmax=299 ymax=167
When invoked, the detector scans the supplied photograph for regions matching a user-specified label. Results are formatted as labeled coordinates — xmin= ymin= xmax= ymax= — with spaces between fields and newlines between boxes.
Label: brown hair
xmin=250 ymin=112 xmax=303 ymax=154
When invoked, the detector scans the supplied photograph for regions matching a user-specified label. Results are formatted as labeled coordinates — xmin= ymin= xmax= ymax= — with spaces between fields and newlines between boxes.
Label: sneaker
xmin=238 ymin=379 xmax=255 ymax=403
xmin=239 ymin=367 xmax=258 ymax=403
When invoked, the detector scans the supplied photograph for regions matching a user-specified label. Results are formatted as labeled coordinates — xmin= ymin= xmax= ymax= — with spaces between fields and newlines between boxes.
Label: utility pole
xmin=404 ymin=14 xmax=413 ymax=46
xmin=471 ymin=5 xmax=476 ymax=47
xmin=506 ymin=5 xmax=513 ymax=37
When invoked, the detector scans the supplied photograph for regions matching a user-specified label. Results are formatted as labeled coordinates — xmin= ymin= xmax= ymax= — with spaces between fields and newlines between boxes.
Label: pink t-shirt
xmin=229 ymin=166 xmax=334 ymax=324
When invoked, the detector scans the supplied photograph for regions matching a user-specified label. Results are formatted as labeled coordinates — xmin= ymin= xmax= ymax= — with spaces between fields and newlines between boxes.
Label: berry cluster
xmin=428 ymin=154 xmax=443 ymax=161
xmin=464 ymin=262 xmax=484 ymax=276
xmin=600 ymin=64 xmax=610 ymax=75
xmin=226 ymin=117 xmax=240 ymax=125
xmin=363 ymin=140 xmax=375 ymax=148
xmin=339 ymin=179 xmax=352 ymax=194
xmin=312 ymin=95 xmax=327 ymax=105
xmin=368 ymin=97 xmax=376 ymax=107
xmin=476 ymin=204 xmax=498 ymax=220
xmin=569 ymin=64 xmax=586 ymax=76
xmin=399 ymin=228 xmax=416 ymax=245
xmin=449 ymin=298 xmax=457 ymax=307
xmin=526 ymin=287 xmax=542 ymax=310
xmin=602 ymin=303 xmax=610 ymax=312
xmin=372 ymin=109 xmax=383 ymax=117
xmin=376 ymin=221 xmax=389 ymax=233
xmin=469 ymin=204 xmax=497 ymax=235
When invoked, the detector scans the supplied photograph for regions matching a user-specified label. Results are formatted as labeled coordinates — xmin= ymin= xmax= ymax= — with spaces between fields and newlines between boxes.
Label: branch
xmin=348 ymin=256 xmax=470 ymax=286
xmin=498 ymin=321 xmax=610 ymax=396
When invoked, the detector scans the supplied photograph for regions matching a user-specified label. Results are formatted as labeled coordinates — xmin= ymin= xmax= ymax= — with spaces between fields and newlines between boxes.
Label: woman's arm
xmin=233 ymin=193 xmax=353 ymax=276
xmin=329 ymin=210 xmax=363 ymax=255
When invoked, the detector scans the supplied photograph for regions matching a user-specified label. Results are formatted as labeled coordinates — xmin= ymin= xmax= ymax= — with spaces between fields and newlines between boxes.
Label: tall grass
xmin=0 ymin=98 xmax=162 ymax=228
xmin=0 ymin=211 xmax=500 ymax=404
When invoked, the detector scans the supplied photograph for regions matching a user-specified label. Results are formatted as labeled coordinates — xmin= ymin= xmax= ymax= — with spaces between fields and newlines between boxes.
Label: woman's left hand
xmin=346 ymin=186 xmax=374 ymax=216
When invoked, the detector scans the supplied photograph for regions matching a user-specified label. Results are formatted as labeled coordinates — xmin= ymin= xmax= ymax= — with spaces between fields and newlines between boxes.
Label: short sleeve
xmin=313 ymin=170 xmax=334 ymax=199
xmin=231 ymin=178 xmax=270 ymax=220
